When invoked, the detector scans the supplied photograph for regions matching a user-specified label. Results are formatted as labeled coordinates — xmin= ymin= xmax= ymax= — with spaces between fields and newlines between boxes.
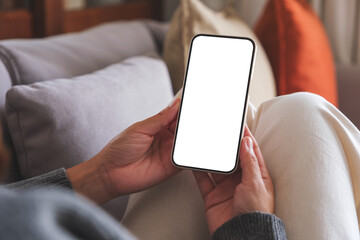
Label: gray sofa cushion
xmin=0 ymin=20 xmax=168 ymax=181
xmin=0 ymin=61 xmax=12 ymax=129
xmin=6 ymin=56 xmax=173 ymax=219
xmin=6 ymin=56 xmax=173 ymax=178
xmin=0 ymin=61 xmax=20 ymax=181
xmin=0 ymin=21 xmax=158 ymax=85
xmin=144 ymin=21 xmax=169 ymax=53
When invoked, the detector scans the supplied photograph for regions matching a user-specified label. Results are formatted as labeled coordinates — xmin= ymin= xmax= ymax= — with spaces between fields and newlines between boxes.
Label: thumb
xmin=240 ymin=136 xmax=262 ymax=183
xmin=135 ymin=98 xmax=180 ymax=135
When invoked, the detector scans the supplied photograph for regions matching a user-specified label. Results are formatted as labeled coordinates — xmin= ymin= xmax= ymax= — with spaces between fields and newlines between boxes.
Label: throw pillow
xmin=254 ymin=0 xmax=338 ymax=106
xmin=163 ymin=0 xmax=276 ymax=108
xmin=5 ymin=56 xmax=173 ymax=179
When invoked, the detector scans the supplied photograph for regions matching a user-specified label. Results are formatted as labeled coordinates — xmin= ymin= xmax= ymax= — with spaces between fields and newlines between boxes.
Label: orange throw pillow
xmin=254 ymin=0 xmax=338 ymax=106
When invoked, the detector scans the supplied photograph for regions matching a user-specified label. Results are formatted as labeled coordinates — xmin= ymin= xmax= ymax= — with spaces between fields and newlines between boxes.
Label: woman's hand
xmin=193 ymin=126 xmax=274 ymax=235
xmin=67 ymin=98 xmax=181 ymax=204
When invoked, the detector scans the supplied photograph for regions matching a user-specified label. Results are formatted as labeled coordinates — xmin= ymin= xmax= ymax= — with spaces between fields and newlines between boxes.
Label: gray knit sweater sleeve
xmin=0 ymin=187 xmax=136 ymax=240
xmin=212 ymin=212 xmax=287 ymax=240
xmin=6 ymin=168 xmax=72 ymax=191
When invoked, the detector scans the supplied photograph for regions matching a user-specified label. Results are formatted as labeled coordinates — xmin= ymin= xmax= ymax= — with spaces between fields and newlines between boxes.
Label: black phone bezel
xmin=171 ymin=34 xmax=256 ymax=174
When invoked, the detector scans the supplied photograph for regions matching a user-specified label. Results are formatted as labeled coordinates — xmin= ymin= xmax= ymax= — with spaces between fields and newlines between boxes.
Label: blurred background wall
xmin=0 ymin=0 xmax=358 ymax=66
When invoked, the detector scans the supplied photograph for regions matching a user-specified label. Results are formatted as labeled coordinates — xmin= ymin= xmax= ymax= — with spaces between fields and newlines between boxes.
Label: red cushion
xmin=255 ymin=0 xmax=338 ymax=106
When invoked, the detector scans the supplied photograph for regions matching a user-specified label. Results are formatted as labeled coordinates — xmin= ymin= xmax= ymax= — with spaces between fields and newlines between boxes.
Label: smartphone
xmin=172 ymin=34 xmax=256 ymax=173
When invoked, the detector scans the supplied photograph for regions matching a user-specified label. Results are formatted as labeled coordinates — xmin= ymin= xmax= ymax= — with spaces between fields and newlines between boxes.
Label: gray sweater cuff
xmin=6 ymin=168 xmax=73 ymax=191
xmin=212 ymin=212 xmax=287 ymax=240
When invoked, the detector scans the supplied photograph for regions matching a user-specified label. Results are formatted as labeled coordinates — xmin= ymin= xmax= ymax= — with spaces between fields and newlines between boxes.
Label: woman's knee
xmin=280 ymin=92 xmax=328 ymax=110
xmin=258 ymin=92 xmax=330 ymax=122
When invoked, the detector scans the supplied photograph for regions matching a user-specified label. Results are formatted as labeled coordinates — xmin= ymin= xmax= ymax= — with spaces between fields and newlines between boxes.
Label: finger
xmin=243 ymin=126 xmax=271 ymax=181
xmin=240 ymin=136 xmax=262 ymax=183
xmin=167 ymin=114 xmax=178 ymax=134
xmin=212 ymin=173 xmax=228 ymax=184
xmin=136 ymin=98 xmax=180 ymax=135
xmin=193 ymin=171 xmax=214 ymax=199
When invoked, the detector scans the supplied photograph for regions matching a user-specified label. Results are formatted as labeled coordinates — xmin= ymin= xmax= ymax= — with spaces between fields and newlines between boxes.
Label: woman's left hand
xmin=67 ymin=98 xmax=181 ymax=204
xmin=193 ymin=126 xmax=274 ymax=235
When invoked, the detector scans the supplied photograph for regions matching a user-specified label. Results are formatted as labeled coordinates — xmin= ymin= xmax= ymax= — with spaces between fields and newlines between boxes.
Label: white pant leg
xmin=121 ymin=171 xmax=209 ymax=240
xmin=252 ymin=92 xmax=360 ymax=239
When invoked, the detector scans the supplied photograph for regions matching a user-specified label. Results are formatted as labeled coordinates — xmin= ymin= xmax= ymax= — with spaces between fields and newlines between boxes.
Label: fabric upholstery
xmin=163 ymin=0 xmax=276 ymax=108
xmin=0 ymin=60 xmax=12 ymax=136
xmin=5 ymin=55 xmax=173 ymax=178
xmin=5 ymin=56 xmax=173 ymax=219
xmin=0 ymin=61 xmax=19 ymax=181
xmin=254 ymin=0 xmax=338 ymax=106
xmin=0 ymin=61 xmax=12 ymax=109
xmin=144 ymin=21 xmax=169 ymax=53
xmin=0 ymin=21 xmax=157 ymax=85
xmin=201 ymin=0 xmax=267 ymax=27
xmin=0 ymin=20 xmax=164 ymax=182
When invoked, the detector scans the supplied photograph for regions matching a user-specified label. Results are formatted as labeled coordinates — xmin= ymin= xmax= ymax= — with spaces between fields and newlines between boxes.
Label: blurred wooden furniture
xmin=0 ymin=0 xmax=163 ymax=39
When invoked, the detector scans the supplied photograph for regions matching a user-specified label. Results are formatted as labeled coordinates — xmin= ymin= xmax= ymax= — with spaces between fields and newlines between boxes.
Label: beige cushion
xmin=163 ymin=0 xmax=276 ymax=108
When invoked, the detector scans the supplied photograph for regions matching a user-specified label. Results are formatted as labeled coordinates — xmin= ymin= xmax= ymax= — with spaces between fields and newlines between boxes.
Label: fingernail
xmin=245 ymin=137 xmax=253 ymax=151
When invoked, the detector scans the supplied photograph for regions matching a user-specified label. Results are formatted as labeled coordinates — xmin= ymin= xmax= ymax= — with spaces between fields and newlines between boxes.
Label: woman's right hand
xmin=193 ymin=126 xmax=274 ymax=236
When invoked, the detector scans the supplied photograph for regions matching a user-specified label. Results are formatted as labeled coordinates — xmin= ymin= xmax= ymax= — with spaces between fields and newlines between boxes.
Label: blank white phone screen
xmin=172 ymin=35 xmax=255 ymax=173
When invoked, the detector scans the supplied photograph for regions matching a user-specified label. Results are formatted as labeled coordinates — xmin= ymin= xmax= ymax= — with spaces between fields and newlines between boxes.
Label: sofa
xmin=0 ymin=19 xmax=359 ymax=221
xmin=0 ymin=20 xmax=171 ymax=219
